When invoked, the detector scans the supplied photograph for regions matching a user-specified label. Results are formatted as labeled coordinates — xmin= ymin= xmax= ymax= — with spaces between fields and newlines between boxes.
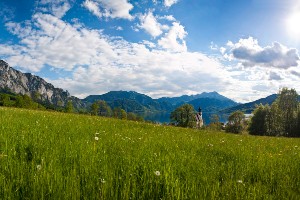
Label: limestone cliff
xmin=0 ymin=60 xmax=87 ymax=109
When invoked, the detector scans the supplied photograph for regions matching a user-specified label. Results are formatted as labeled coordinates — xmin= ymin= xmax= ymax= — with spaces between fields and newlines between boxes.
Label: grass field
xmin=1 ymin=107 xmax=300 ymax=199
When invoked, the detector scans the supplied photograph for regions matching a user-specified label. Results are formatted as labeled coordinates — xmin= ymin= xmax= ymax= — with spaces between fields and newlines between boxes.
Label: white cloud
xmin=82 ymin=0 xmax=134 ymax=20
xmin=0 ymin=12 xmax=233 ymax=99
xmin=164 ymin=0 xmax=179 ymax=7
xmin=158 ymin=15 xmax=176 ymax=21
xmin=36 ymin=0 xmax=72 ymax=18
xmin=158 ymin=22 xmax=187 ymax=52
xmin=223 ymin=37 xmax=300 ymax=69
xmin=138 ymin=11 xmax=165 ymax=38
xmin=83 ymin=0 xmax=102 ymax=18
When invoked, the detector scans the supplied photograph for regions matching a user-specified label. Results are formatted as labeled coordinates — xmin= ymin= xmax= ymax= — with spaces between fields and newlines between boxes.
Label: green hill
xmin=220 ymin=94 xmax=278 ymax=114
xmin=1 ymin=107 xmax=300 ymax=199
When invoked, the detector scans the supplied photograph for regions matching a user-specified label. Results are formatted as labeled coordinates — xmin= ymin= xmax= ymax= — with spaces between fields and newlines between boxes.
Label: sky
xmin=0 ymin=0 xmax=300 ymax=103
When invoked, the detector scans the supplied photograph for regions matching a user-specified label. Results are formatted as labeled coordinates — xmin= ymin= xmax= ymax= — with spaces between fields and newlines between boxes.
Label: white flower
xmin=95 ymin=132 xmax=100 ymax=135
xmin=95 ymin=137 xmax=99 ymax=141
xmin=154 ymin=171 xmax=161 ymax=176
xmin=37 ymin=165 xmax=42 ymax=170
xmin=237 ymin=180 xmax=243 ymax=184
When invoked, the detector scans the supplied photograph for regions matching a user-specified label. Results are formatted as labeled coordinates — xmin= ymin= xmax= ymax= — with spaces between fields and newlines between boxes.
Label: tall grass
xmin=0 ymin=107 xmax=300 ymax=199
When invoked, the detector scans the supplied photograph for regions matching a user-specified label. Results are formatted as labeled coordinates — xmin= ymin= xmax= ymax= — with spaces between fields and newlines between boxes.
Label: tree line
xmin=169 ymin=88 xmax=300 ymax=137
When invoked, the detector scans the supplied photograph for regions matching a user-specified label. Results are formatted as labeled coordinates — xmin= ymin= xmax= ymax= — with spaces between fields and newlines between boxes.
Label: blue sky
xmin=0 ymin=0 xmax=300 ymax=102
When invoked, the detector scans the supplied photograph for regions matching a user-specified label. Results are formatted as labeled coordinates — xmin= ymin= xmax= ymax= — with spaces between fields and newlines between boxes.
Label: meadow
xmin=0 ymin=107 xmax=300 ymax=199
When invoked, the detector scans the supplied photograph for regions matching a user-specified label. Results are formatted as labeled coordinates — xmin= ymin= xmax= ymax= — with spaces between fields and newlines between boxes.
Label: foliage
xmin=65 ymin=100 xmax=74 ymax=113
xmin=113 ymin=107 xmax=127 ymax=119
xmin=170 ymin=104 xmax=196 ymax=128
xmin=249 ymin=88 xmax=300 ymax=137
xmin=91 ymin=100 xmax=112 ymax=117
xmin=225 ymin=111 xmax=245 ymax=134
xmin=0 ymin=107 xmax=300 ymax=199
xmin=248 ymin=104 xmax=269 ymax=135
xmin=207 ymin=114 xmax=223 ymax=130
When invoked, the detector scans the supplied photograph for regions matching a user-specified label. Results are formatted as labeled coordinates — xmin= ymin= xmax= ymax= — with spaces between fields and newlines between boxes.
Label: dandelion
xmin=154 ymin=171 xmax=161 ymax=176
xmin=95 ymin=137 xmax=99 ymax=141
xmin=36 ymin=165 xmax=42 ymax=170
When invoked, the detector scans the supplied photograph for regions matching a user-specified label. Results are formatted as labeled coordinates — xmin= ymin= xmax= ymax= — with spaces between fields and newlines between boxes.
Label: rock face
xmin=0 ymin=60 xmax=87 ymax=109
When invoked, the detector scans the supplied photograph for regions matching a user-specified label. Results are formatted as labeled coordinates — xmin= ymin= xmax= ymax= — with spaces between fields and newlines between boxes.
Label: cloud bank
xmin=223 ymin=37 xmax=299 ymax=69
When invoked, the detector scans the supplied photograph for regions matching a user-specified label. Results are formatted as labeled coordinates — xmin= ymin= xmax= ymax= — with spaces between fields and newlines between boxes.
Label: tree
xmin=225 ymin=111 xmax=245 ymax=134
xmin=65 ymin=101 xmax=74 ymax=113
xmin=248 ymin=104 xmax=269 ymax=135
xmin=113 ymin=107 xmax=127 ymax=119
xmin=277 ymin=88 xmax=299 ymax=136
xmin=98 ymin=100 xmax=112 ymax=117
xmin=265 ymin=101 xmax=284 ymax=136
xmin=208 ymin=114 xmax=222 ymax=130
xmin=91 ymin=101 xmax=100 ymax=115
xmin=170 ymin=104 xmax=196 ymax=128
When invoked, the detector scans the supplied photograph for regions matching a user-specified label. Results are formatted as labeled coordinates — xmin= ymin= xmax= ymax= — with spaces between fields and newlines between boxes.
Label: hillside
xmin=1 ymin=106 xmax=300 ymax=199
xmin=188 ymin=97 xmax=239 ymax=113
xmin=220 ymin=94 xmax=278 ymax=114
xmin=157 ymin=91 xmax=237 ymax=106
xmin=84 ymin=91 xmax=173 ymax=113
xmin=0 ymin=60 xmax=87 ymax=110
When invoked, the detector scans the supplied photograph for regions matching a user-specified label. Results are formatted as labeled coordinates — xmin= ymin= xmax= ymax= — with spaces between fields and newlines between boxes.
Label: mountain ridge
xmin=0 ymin=60 xmax=87 ymax=110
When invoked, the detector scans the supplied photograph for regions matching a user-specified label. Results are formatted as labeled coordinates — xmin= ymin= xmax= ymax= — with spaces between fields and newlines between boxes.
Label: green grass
xmin=1 ymin=107 xmax=300 ymax=199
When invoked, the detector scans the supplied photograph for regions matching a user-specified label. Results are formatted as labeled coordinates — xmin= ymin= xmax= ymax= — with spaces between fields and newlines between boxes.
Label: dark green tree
xmin=170 ymin=104 xmax=196 ymax=128
xmin=248 ymin=104 xmax=269 ymax=135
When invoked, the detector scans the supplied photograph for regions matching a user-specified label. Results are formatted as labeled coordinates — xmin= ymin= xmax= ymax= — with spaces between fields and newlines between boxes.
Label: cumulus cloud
xmin=36 ymin=0 xmax=72 ymax=18
xmin=164 ymin=0 xmax=179 ymax=7
xmin=269 ymin=71 xmax=283 ymax=80
xmin=158 ymin=22 xmax=187 ymax=52
xmin=222 ymin=37 xmax=300 ymax=69
xmin=290 ymin=70 xmax=300 ymax=77
xmin=0 ymin=12 xmax=232 ymax=99
xmin=83 ymin=0 xmax=102 ymax=18
xmin=82 ymin=0 xmax=134 ymax=20
xmin=138 ymin=11 xmax=167 ymax=38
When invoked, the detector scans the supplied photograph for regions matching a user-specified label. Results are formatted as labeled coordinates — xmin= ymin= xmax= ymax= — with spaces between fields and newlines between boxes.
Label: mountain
xmin=157 ymin=91 xmax=236 ymax=106
xmin=0 ymin=60 xmax=87 ymax=110
xmin=84 ymin=91 xmax=173 ymax=113
xmin=188 ymin=97 xmax=239 ymax=113
xmin=220 ymin=94 xmax=278 ymax=114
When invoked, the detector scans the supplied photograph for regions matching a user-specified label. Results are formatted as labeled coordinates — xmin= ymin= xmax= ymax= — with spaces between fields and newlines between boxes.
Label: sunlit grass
xmin=0 ymin=107 xmax=300 ymax=199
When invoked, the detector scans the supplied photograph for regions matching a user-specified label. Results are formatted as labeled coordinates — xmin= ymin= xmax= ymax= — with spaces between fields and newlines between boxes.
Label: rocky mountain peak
xmin=0 ymin=60 xmax=86 ymax=109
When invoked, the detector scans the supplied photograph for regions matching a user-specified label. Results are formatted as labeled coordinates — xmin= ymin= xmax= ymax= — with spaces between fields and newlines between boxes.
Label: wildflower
xmin=95 ymin=137 xmax=99 ymax=141
xmin=154 ymin=171 xmax=161 ymax=176
xmin=95 ymin=132 xmax=100 ymax=135
xmin=37 ymin=165 xmax=42 ymax=171
xmin=237 ymin=180 xmax=243 ymax=184
xmin=101 ymin=178 xmax=106 ymax=183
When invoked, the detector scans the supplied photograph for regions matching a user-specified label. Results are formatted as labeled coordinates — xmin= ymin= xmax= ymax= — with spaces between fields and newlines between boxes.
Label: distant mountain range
xmin=84 ymin=91 xmax=239 ymax=114
xmin=1 ymin=59 xmax=288 ymax=122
